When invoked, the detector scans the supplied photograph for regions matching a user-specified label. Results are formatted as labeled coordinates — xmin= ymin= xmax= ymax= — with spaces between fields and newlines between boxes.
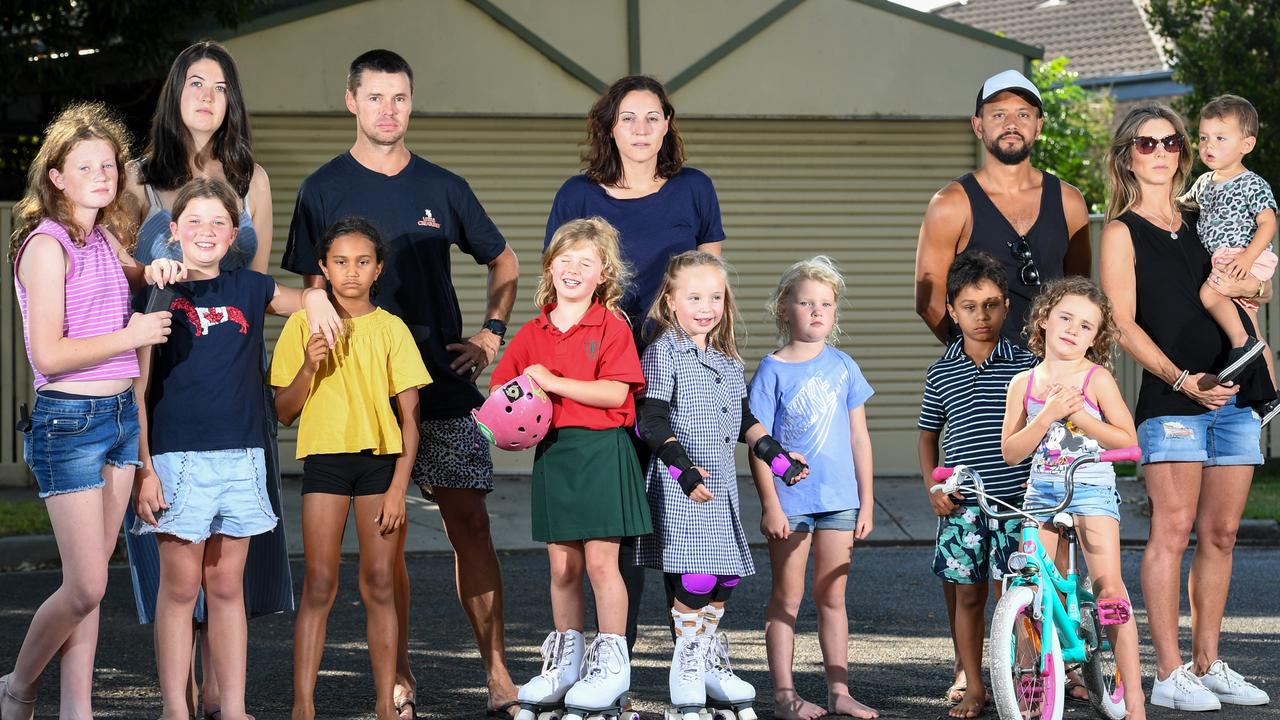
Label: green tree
xmin=1147 ymin=0 xmax=1280 ymax=191
xmin=1030 ymin=57 xmax=1114 ymax=213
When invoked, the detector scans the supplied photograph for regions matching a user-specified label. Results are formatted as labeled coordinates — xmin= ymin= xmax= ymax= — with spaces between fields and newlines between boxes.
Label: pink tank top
xmin=15 ymin=218 xmax=139 ymax=388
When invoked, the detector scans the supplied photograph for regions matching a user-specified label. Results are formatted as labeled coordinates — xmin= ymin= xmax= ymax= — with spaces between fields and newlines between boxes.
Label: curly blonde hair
xmin=1024 ymin=276 xmax=1119 ymax=368
xmin=9 ymin=102 xmax=135 ymax=262
xmin=644 ymin=251 xmax=742 ymax=359
xmin=767 ymin=255 xmax=846 ymax=345
xmin=535 ymin=217 xmax=632 ymax=316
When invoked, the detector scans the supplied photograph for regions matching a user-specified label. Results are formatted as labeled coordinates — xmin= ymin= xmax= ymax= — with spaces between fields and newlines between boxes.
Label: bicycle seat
xmin=1051 ymin=512 xmax=1074 ymax=530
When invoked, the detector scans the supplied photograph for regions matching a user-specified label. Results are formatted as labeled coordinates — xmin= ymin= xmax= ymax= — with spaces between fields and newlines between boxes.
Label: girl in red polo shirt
xmin=491 ymin=217 xmax=652 ymax=719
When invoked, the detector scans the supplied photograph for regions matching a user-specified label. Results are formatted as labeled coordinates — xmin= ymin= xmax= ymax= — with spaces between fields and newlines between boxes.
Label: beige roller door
xmin=254 ymin=115 xmax=974 ymax=473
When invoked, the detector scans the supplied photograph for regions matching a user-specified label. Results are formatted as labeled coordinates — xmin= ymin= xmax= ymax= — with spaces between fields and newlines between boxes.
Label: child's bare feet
xmin=773 ymin=688 xmax=826 ymax=720
xmin=949 ymin=685 xmax=986 ymax=718
xmin=829 ymin=691 xmax=879 ymax=718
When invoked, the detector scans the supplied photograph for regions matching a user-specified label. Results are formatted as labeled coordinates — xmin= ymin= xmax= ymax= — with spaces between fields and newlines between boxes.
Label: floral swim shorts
xmin=932 ymin=503 xmax=1022 ymax=584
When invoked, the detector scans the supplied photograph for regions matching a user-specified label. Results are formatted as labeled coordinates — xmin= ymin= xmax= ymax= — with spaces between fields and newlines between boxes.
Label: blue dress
xmin=125 ymin=182 xmax=294 ymax=623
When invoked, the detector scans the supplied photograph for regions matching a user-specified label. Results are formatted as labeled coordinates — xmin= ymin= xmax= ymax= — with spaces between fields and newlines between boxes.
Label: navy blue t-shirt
xmin=282 ymin=152 xmax=508 ymax=420
xmin=544 ymin=168 xmax=725 ymax=337
xmin=139 ymin=270 xmax=276 ymax=455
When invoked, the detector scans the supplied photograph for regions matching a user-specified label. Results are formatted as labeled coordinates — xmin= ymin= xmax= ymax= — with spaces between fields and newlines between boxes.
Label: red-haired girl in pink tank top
xmin=2 ymin=102 xmax=182 ymax=719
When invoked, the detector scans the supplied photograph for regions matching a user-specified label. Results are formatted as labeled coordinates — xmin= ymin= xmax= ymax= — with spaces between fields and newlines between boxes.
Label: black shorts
xmin=302 ymin=451 xmax=396 ymax=496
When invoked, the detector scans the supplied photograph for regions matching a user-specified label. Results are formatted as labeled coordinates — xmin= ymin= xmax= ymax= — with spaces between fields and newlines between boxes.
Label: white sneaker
xmin=1199 ymin=660 xmax=1270 ymax=705
xmin=1151 ymin=665 xmax=1222 ymax=711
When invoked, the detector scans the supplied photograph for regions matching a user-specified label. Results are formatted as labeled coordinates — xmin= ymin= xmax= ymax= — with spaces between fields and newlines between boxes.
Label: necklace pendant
xmin=1170 ymin=231 xmax=1178 ymax=239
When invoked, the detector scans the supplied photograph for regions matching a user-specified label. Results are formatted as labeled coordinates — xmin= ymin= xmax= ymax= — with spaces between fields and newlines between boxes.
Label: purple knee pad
xmin=680 ymin=573 xmax=739 ymax=595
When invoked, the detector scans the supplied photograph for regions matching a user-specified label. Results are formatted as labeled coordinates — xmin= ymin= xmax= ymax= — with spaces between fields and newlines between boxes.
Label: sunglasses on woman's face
xmin=1131 ymin=134 xmax=1185 ymax=155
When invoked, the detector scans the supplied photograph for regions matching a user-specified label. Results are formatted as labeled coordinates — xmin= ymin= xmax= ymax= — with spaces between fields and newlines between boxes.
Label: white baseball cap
xmin=975 ymin=69 xmax=1043 ymax=116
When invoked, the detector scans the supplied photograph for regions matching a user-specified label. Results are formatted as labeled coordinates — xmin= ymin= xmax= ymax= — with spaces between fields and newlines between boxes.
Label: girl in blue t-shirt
xmin=748 ymin=256 xmax=877 ymax=720
xmin=131 ymin=178 xmax=341 ymax=720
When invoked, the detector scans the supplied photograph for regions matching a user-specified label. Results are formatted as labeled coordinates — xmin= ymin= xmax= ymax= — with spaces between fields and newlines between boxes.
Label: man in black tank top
xmin=915 ymin=69 xmax=1093 ymax=348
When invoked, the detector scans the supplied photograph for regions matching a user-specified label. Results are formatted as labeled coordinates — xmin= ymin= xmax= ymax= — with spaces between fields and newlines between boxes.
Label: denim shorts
xmin=1137 ymin=402 xmax=1263 ymax=467
xmin=787 ymin=508 xmax=858 ymax=532
xmin=132 ymin=447 xmax=277 ymax=542
xmin=22 ymin=389 xmax=141 ymax=498
xmin=1023 ymin=479 xmax=1121 ymax=522
xmin=933 ymin=505 xmax=1022 ymax=584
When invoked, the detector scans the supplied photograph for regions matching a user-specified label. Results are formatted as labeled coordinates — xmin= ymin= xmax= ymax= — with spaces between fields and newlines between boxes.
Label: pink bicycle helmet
xmin=473 ymin=374 xmax=553 ymax=451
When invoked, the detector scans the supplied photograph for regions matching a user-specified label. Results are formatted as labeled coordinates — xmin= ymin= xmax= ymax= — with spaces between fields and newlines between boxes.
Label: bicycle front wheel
xmin=990 ymin=585 xmax=1065 ymax=720
xmin=1080 ymin=603 xmax=1126 ymax=719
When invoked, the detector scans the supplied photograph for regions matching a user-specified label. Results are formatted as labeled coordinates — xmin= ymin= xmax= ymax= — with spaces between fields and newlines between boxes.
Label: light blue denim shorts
xmin=1137 ymin=402 xmax=1263 ymax=467
xmin=1023 ymin=479 xmax=1120 ymax=522
xmin=132 ymin=447 xmax=277 ymax=542
xmin=22 ymin=389 xmax=141 ymax=498
xmin=786 ymin=507 xmax=858 ymax=532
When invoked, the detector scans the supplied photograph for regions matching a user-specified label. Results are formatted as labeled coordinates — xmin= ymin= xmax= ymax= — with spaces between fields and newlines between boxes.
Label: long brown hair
xmin=140 ymin=41 xmax=254 ymax=197
xmin=1104 ymin=103 xmax=1193 ymax=222
xmin=644 ymin=251 xmax=741 ymax=359
xmin=9 ymin=102 xmax=135 ymax=262
xmin=1024 ymin=276 xmax=1119 ymax=369
xmin=536 ymin=217 xmax=632 ymax=316
xmin=583 ymin=75 xmax=685 ymax=187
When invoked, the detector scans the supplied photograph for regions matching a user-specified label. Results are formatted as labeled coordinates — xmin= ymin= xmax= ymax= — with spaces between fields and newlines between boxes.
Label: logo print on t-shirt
xmin=418 ymin=209 xmax=441 ymax=229
xmin=172 ymin=297 xmax=249 ymax=337
xmin=586 ymin=339 xmax=599 ymax=359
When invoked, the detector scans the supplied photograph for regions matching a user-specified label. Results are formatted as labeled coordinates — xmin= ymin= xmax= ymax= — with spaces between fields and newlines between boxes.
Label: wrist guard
xmin=754 ymin=434 xmax=806 ymax=486
xmin=657 ymin=441 xmax=704 ymax=496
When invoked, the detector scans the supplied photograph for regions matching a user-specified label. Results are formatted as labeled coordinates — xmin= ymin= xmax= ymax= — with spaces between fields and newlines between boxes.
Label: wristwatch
xmin=482 ymin=318 xmax=507 ymax=343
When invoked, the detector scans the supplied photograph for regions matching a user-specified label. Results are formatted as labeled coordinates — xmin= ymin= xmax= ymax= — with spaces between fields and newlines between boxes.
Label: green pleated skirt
xmin=531 ymin=427 xmax=653 ymax=542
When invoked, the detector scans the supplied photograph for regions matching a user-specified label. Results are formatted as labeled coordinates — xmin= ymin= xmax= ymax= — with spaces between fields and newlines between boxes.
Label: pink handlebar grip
xmin=931 ymin=467 xmax=954 ymax=482
xmin=1099 ymin=445 xmax=1142 ymax=463
xmin=770 ymin=455 xmax=792 ymax=477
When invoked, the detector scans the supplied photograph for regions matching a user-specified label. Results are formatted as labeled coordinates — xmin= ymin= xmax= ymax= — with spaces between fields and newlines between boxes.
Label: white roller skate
xmin=563 ymin=633 xmax=630 ymax=720
xmin=665 ymin=609 xmax=710 ymax=720
xmin=703 ymin=631 xmax=756 ymax=720
xmin=516 ymin=629 xmax=584 ymax=720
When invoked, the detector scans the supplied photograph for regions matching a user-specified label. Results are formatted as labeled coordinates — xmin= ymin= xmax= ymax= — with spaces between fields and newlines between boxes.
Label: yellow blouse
xmin=270 ymin=308 xmax=431 ymax=458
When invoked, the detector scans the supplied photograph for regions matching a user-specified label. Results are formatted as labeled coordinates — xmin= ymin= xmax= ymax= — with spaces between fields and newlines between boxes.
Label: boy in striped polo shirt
xmin=918 ymin=251 xmax=1037 ymax=718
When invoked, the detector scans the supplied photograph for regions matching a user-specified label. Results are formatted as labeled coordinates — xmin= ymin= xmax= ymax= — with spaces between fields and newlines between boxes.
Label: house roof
xmin=933 ymin=0 xmax=1166 ymax=79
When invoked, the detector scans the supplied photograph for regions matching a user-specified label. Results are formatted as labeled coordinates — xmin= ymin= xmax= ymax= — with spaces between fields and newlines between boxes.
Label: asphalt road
xmin=1 ymin=546 xmax=1276 ymax=719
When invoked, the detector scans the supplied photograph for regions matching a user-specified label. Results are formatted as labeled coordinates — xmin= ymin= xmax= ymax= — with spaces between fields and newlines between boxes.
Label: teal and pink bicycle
xmin=932 ymin=444 xmax=1142 ymax=720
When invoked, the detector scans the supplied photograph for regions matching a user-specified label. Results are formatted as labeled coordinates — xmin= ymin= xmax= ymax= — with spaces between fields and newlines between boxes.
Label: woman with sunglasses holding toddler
xmin=1100 ymin=103 xmax=1272 ymax=711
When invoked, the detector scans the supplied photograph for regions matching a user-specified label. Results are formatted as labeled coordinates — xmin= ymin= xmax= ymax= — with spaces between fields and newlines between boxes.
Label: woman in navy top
xmin=544 ymin=75 xmax=726 ymax=658
xmin=121 ymin=41 xmax=289 ymax=720
xmin=545 ymin=75 xmax=726 ymax=344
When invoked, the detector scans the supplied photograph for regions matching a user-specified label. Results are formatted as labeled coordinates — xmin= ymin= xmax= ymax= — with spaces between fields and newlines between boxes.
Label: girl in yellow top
xmin=269 ymin=217 xmax=430 ymax=720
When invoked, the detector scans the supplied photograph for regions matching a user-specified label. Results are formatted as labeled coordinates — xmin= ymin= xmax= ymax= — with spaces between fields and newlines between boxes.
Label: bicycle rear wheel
xmin=1080 ymin=604 xmax=1126 ymax=719
xmin=990 ymin=585 xmax=1065 ymax=720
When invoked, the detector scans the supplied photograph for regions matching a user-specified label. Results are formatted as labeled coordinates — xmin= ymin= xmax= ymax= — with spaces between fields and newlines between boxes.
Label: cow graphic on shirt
xmin=171 ymin=297 xmax=249 ymax=336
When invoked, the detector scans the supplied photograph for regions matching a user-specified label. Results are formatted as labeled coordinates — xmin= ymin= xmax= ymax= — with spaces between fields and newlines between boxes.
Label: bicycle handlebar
xmin=1099 ymin=445 xmax=1142 ymax=463
xmin=931 ymin=444 xmax=1141 ymax=521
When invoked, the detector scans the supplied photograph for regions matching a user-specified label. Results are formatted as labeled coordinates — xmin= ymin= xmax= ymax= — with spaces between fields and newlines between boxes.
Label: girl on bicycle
xmin=1000 ymin=277 xmax=1145 ymax=719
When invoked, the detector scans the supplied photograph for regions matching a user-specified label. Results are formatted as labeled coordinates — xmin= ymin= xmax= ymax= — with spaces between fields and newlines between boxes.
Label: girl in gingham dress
xmin=636 ymin=251 xmax=807 ymax=719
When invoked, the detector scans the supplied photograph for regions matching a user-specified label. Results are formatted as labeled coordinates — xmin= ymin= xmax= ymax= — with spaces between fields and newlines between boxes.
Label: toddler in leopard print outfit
xmin=1184 ymin=94 xmax=1278 ymax=418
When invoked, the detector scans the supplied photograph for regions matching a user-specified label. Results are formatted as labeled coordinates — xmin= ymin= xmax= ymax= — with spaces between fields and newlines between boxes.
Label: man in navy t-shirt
xmin=281 ymin=49 xmax=521 ymax=717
